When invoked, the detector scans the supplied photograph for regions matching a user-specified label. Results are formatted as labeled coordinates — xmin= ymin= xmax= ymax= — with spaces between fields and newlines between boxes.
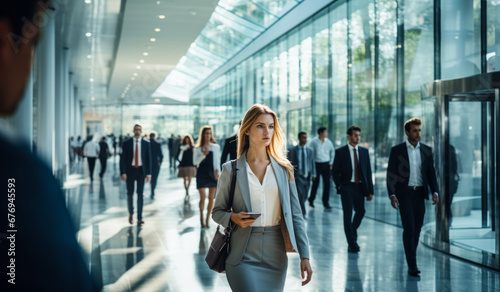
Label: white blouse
xmin=193 ymin=143 xmax=221 ymax=172
xmin=246 ymin=162 xmax=281 ymax=227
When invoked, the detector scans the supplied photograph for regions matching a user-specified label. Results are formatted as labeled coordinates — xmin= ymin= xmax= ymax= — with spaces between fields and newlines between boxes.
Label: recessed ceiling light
xmin=85 ymin=0 xmax=91 ymax=3
xmin=190 ymin=11 xmax=197 ymax=16
xmin=155 ymin=28 xmax=161 ymax=32
xmin=131 ymin=77 xmax=135 ymax=80
xmin=133 ymin=72 xmax=138 ymax=76
xmin=139 ymin=59 xmax=145 ymax=63
xmin=143 ymin=52 xmax=149 ymax=56
xmin=91 ymin=97 xmax=95 ymax=101
xmin=157 ymin=1 xmax=160 ymax=4
xmin=136 ymin=65 xmax=141 ymax=70
xmin=86 ymin=32 xmax=92 ymax=37
xmin=89 ymin=78 xmax=94 ymax=82
xmin=154 ymin=99 xmax=161 ymax=103
xmin=150 ymin=38 xmax=156 ymax=42
xmin=158 ymin=15 xmax=165 ymax=19
xmin=87 ymin=55 xmax=92 ymax=59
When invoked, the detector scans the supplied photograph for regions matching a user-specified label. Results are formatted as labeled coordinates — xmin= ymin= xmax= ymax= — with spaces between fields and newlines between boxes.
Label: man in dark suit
xmin=332 ymin=126 xmax=373 ymax=252
xmin=387 ymin=118 xmax=439 ymax=276
xmin=120 ymin=124 xmax=152 ymax=226
xmin=0 ymin=1 xmax=99 ymax=290
xmin=288 ymin=132 xmax=316 ymax=216
xmin=220 ymin=134 xmax=237 ymax=167
xmin=149 ymin=131 xmax=163 ymax=199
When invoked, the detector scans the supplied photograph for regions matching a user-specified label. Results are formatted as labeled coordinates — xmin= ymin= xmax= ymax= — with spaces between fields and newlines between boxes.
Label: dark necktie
xmin=134 ymin=140 xmax=139 ymax=168
xmin=353 ymin=148 xmax=360 ymax=184
xmin=301 ymin=147 xmax=306 ymax=176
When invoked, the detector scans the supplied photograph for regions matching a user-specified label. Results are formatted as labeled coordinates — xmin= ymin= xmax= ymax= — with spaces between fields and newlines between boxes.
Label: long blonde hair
xmin=195 ymin=125 xmax=214 ymax=147
xmin=238 ymin=104 xmax=294 ymax=181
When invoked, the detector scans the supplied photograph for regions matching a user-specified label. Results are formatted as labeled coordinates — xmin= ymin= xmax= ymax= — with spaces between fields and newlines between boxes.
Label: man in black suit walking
xmin=120 ymin=124 xmax=152 ymax=226
xmin=332 ymin=126 xmax=373 ymax=252
xmin=288 ymin=132 xmax=316 ymax=216
xmin=220 ymin=134 xmax=237 ymax=167
xmin=149 ymin=131 xmax=163 ymax=199
xmin=387 ymin=118 xmax=439 ymax=276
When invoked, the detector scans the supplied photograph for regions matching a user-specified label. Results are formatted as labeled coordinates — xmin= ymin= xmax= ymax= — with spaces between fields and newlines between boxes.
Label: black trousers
xmin=397 ymin=189 xmax=426 ymax=269
xmin=99 ymin=157 xmax=107 ymax=177
xmin=309 ymin=162 xmax=331 ymax=207
xmin=87 ymin=157 xmax=97 ymax=179
xmin=151 ymin=166 xmax=160 ymax=195
xmin=340 ymin=183 xmax=365 ymax=248
xmin=126 ymin=167 xmax=145 ymax=220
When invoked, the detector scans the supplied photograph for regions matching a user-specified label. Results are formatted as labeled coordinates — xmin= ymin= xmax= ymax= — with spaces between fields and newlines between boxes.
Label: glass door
xmin=447 ymin=98 xmax=496 ymax=254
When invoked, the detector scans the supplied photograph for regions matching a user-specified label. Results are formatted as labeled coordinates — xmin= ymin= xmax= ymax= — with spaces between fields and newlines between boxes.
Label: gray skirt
xmin=226 ymin=226 xmax=288 ymax=292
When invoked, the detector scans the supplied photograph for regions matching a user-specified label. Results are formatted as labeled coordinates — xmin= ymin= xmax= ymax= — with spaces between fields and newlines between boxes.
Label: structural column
xmin=36 ymin=10 xmax=56 ymax=170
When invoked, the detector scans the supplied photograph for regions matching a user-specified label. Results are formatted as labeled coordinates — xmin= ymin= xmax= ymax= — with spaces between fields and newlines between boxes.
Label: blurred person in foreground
xmin=0 ymin=0 xmax=99 ymax=290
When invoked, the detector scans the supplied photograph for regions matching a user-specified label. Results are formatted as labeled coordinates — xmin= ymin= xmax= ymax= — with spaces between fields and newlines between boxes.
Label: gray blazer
xmin=212 ymin=154 xmax=310 ymax=265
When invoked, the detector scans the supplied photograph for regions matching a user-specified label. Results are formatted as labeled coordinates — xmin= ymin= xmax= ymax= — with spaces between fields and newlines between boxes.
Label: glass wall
xmin=189 ymin=0 xmax=499 ymax=269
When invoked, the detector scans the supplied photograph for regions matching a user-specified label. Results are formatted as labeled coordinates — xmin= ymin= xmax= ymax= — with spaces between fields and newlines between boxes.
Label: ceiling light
xmin=154 ymin=99 xmax=161 ymax=103
xmin=133 ymin=72 xmax=138 ymax=76
xmin=87 ymin=55 xmax=92 ymax=59
xmin=155 ymin=28 xmax=161 ymax=32
xmin=150 ymin=38 xmax=156 ymax=42
xmin=139 ymin=59 xmax=145 ymax=63
xmin=131 ymin=77 xmax=135 ymax=80
xmin=91 ymin=97 xmax=95 ymax=101
xmin=158 ymin=15 xmax=165 ymax=19
xmin=86 ymin=32 xmax=92 ymax=37
xmin=89 ymin=78 xmax=94 ymax=82
xmin=136 ymin=65 xmax=141 ymax=70
xmin=157 ymin=1 xmax=160 ymax=4
xmin=143 ymin=52 xmax=148 ymax=56
xmin=190 ymin=11 xmax=197 ymax=16
xmin=85 ymin=0 xmax=92 ymax=3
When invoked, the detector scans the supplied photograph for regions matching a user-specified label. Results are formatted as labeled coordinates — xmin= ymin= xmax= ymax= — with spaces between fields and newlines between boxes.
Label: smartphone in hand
xmin=244 ymin=212 xmax=261 ymax=220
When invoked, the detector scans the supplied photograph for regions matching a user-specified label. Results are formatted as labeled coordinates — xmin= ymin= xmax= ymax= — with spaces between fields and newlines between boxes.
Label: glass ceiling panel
xmin=153 ymin=0 xmax=302 ymax=102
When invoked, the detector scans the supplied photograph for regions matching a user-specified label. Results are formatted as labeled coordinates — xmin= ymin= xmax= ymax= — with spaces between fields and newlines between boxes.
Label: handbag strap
xmin=227 ymin=159 xmax=237 ymax=211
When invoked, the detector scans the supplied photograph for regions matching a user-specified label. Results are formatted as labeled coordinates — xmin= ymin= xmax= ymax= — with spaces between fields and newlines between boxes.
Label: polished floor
xmin=65 ymin=155 xmax=500 ymax=292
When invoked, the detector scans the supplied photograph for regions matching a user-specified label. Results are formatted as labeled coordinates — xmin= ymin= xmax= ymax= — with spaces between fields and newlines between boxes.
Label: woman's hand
xmin=230 ymin=212 xmax=256 ymax=228
xmin=300 ymin=258 xmax=313 ymax=286
xmin=214 ymin=170 xmax=220 ymax=180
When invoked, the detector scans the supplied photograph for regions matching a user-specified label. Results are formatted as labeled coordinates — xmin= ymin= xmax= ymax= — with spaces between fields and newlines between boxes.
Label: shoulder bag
xmin=205 ymin=160 xmax=237 ymax=273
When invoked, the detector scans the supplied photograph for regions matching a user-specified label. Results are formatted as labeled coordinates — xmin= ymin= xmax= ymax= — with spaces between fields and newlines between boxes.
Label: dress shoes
xmin=408 ymin=267 xmax=421 ymax=277
xmin=348 ymin=245 xmax=360 ymax=253
xmin=128 ymin=214 xmax=133 ymax=224
xmin=137 ymin=220 xmax=144 ymax=226
xmin=308 ymin=201 xmax=314 ymax=208
xmin=324 ymin=205 xmax=332 ymax=210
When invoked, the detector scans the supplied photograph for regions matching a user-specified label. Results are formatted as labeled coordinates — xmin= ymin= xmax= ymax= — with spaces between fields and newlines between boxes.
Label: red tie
xmin=134 ymin=140 xmax=139 ymax=168
xmin=353 ymin=148 xmax=360 ymax=184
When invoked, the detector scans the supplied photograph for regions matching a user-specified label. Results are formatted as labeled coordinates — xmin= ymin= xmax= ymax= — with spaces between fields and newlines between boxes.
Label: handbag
xmin=205 ymin=160 xmax=237 ymax=273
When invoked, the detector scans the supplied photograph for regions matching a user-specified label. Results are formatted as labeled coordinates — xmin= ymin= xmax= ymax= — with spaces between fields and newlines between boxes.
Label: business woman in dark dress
xmin=177 ymin=134 xmax=196 ymax=197
xmin=212 ymin=104 xmax=312 ymax=291
xmin=194 ymin=126 xmax=221 ymax=228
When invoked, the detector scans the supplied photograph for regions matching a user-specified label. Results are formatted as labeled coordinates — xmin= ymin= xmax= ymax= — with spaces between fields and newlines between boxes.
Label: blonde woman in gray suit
xmin=212 ymin=104 xmax=313 ymax=291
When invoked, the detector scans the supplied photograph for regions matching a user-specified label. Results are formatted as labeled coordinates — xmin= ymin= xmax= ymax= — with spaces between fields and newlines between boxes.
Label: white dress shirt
xmin=83 ymin=141 xmax=100 ymax=157
xmin=347 ymin=143 xmax=359 ymax=183
xmin=406 ymin=140 xmax=423 ymax=186
xmin=131 ymin=138 xmax=143 ymax=167
xmin=246 ymin=162 xmax=281 ymax=227
xmin=309 ymin=137 xmax=335 ymax=164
